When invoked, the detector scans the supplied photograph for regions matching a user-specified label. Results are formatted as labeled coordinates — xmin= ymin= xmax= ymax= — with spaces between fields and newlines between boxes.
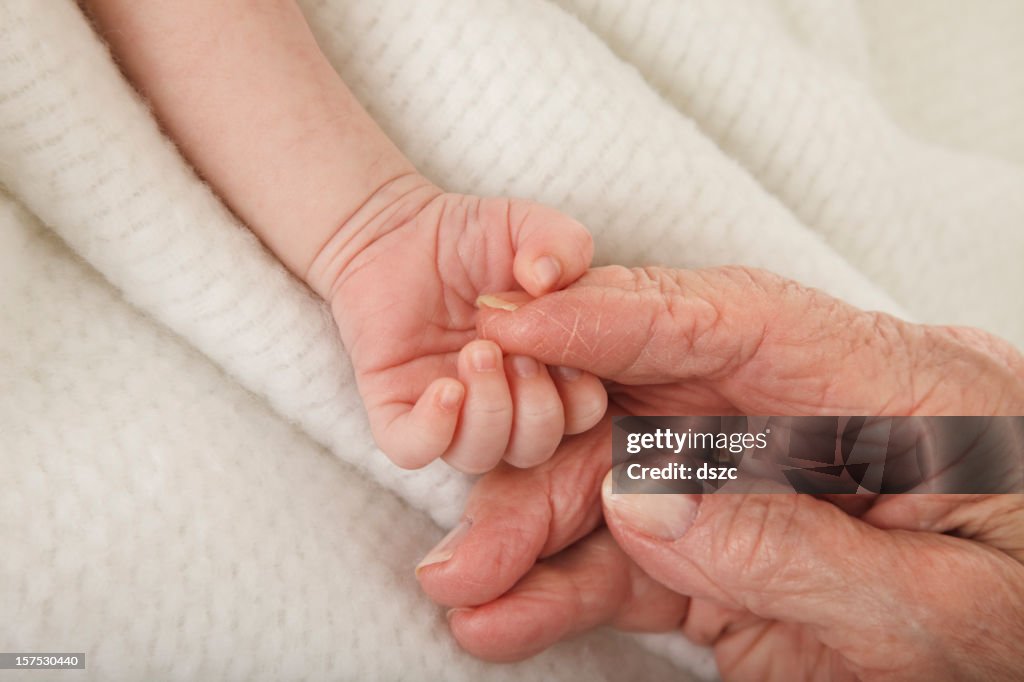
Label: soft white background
xmin=2 ymin=1 xmax=1021 ymax=679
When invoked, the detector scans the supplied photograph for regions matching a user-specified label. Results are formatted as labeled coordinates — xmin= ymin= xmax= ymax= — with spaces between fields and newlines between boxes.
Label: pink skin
xmin=319 ymin=178 xmax=608 ymax=473
xmin=82 ymin=0 xmax=606 ymax=476
xmin=417 ymin=266 xmax=1024 ymax=679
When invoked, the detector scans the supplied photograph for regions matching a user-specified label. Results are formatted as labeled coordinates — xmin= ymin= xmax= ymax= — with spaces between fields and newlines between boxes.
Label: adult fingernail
xmin=554 ymin=365 xmax=582 ymax=381
xmin=532 ymin=256 xmax=562 ymax=290
xmin=471 ymin=344 xmax=500 ymax=372
xmin=416 ymin=519 xmax=472 ymax=574
xmin=476 ymin=294 xmax=519 ymax=311
xmin=511 ymin=355 xmax=539 ymax=378
xmin=601 ymin=472 xmax=699 ymax=541
xmin=446 ymin=607 xmax=473 ymax=621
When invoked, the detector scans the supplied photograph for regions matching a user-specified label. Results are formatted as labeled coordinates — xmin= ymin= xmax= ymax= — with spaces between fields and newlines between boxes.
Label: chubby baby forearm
xmin=82 ymin=0 xmax=422 ymax=293
xmin=81 ymin=0 xmax=606 ymax=474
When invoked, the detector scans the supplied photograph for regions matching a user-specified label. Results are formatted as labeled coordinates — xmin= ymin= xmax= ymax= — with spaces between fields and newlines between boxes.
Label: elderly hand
xmin=416 ymin=265 xmax=1024 ymax=680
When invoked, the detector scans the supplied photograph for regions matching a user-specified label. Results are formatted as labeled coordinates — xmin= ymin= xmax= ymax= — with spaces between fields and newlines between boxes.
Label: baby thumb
xmin=506 ymin=201 xmax=594 ymax=297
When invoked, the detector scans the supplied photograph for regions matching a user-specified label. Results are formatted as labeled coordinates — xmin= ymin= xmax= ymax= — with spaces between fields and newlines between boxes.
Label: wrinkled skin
xmin=316 ymin=176 xmax=607 ymax=473
xmin=417 ymin=266 xmax=1024 ymax=680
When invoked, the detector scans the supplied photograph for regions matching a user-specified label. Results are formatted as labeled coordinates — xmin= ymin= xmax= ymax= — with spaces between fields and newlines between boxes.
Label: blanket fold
xmin=2 ymin=1 xmax=1021 ymax=679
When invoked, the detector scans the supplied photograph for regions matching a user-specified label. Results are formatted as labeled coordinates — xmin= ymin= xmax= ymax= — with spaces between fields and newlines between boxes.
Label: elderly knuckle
xmin=543 ymin=450 xmax=606 ymax=542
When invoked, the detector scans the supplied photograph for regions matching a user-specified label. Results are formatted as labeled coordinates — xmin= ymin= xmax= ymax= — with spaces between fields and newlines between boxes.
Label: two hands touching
xmin=85 ymin=0 xmax=605 ymax=476
xmin=85 ymin=0 xmax=1024 ymax=678
xmin=420 ymin=266 xmax=1024 ymax=681
xmin=86 ymin=0 xmax=612 ymax=545
xmin=291 ymin=138 xmax=1024 ymax=680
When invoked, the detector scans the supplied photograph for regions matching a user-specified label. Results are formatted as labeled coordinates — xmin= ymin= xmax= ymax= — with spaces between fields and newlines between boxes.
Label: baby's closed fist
xmin=307 ymin=173 xmax=606 ymax=473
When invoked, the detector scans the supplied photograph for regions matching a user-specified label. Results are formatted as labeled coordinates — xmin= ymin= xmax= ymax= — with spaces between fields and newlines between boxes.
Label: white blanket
xmin=2 ymin=1 xmax=1021 ymax=679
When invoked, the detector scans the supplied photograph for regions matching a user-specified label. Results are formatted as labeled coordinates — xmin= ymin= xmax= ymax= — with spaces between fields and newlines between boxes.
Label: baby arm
xmin=81 ymin=0 xmax=606 ymax=472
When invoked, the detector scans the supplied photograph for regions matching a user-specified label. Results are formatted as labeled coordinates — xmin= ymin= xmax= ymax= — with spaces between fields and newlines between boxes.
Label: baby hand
xmin=306 ymin=174 xmax=607 ymax=473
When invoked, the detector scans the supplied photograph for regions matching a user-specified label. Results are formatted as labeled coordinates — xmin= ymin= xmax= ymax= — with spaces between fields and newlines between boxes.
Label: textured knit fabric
xmin=1 ymin=1 xmax=1021 ymax=680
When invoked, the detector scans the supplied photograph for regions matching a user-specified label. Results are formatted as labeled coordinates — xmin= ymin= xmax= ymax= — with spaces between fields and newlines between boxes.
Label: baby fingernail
xmin=511 ymin=355 xmax=539 ymax=378
xmin=554 ymin=365 xmax=582 ymax=381
xmin=446 ymin=607 xmax=473 ymax=621
xmin=532 ymin=256 xmax=562 ymax=290
xmin=471 ymin=344 xmax=500 ymax=372
xmin=437 ymin=382 xmax=464 ymax=412
xmin=601 ymin=472 xmax=700 ymax=540
xmin=416 ymin=519 xmax=472 ymax=574
xmin=476 ymin=294 xmax=519 ymax=311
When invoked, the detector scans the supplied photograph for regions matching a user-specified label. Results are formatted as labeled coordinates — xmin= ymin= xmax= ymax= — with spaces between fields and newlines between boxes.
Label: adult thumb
xmin=600 ymin=473 xmax=920 ymax=640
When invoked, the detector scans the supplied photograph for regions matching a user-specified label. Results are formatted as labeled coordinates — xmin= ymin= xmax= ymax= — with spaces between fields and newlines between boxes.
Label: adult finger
xmin=601 ymin=473 xmax=1024 ymax=677
xmin=416 ymin=416 xmax=613 ymax=607
xmin=862 ymin=494 xmax=1024 ymax=563
xmin=600 ymin=476 xmax=919 ymax=644
xmin=446 ymin=529 xmax=689 ymax=662
xmin=478 ymin=265 xmax=1024 ymax=415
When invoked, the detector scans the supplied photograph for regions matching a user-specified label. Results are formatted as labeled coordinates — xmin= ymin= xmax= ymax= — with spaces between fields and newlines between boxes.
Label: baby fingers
xmin=550 ymin=365 xmax=607 ymax=435
xmin=442 ymin=340 xmax=515 ymax=474
xmin=502 ymin=355 xmax=565 ymax=468
xmin=370 ymin=377 xmax=465 ymax=470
